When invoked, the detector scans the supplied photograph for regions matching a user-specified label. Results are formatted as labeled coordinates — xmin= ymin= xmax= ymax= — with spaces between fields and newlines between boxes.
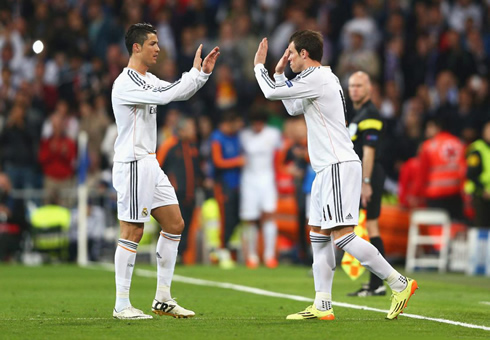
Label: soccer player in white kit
xmin=111 ymin=23 xmax=219 ymax=320
xmin=239 ymin=110 xmax=282 ymax=268
xmin=254 ymin=30 xmax=417 ymax=320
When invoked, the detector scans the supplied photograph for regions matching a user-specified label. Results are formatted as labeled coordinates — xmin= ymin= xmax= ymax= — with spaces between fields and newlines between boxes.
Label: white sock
xmin=386 ymin=271 xmax=408 ymax=292
xmin=155 ymin=231 xmax=181 ymax=302
xmin=243 ymin=222 xmax=258 ymax=261
xmin=114 ymin=239 xmax=138 ymax=312
xmin=310 ymin=231 xmax=335 ymax=311
xmin=334 ymin=233 xmax=407 ymax=292
xmin=263 ymin=220 xmax=277 ymax=261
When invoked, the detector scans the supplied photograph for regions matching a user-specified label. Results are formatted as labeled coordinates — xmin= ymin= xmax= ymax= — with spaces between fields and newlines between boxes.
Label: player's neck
xmin=127 ymin=58 xmax=149 ymax=75
xmin=300 ymin=60 xmax=321 ymax=71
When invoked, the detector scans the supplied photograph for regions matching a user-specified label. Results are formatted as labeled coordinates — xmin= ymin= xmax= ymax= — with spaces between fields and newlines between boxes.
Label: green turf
xmin=1 ymin=264 xmax=489 ymax=339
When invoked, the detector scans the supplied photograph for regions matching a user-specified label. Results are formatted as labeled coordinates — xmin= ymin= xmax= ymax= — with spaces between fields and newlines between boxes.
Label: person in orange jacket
xmin=414 ymin=117 xmax=466 ymax=220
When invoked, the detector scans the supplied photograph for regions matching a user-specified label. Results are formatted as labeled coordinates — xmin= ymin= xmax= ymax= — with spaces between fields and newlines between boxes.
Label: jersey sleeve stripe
xmin=260 ymin=68 xmax=276 ymax=89
xmin=128 ymin=70 xmax=145 ymax=87
xmin=152 ymin=80 xmax=182 ymax=92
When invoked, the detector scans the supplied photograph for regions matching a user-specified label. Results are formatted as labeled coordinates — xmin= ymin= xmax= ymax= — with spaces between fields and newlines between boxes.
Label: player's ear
xmin=301 ymin=49 xmax=308 ymax=59
xmin=133 ymin=43 xmax=141 ymax=54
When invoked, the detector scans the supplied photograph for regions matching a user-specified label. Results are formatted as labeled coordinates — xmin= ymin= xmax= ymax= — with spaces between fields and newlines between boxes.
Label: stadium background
xmin=0 ymin=0 xmax=490 ymax=265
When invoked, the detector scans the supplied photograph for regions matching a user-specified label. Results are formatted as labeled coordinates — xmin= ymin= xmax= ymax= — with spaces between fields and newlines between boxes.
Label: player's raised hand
xmin=193 ymin=44 xmax=204 ymax=71
xmin=275 ymin=48 xmax=290 ymax=74
xmin=254 ymin=38 xmax=268 ymax=66
xmin=202 ymin=46 xmax=220 ymax=74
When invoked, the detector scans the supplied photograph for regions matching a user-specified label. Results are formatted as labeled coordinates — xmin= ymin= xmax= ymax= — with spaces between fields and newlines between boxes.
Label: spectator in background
xmin=157 ymin=117 xmax=202 ymax=259
xmin=465 ymin=120 xmax=490 ymax=227
xmin=448 ymin=0 xmax=482 ymax=34
xmin=78 ymin=99 xmax=110 ymax=186
xmin=41 ymin=100 xmax=78 ymax=141
xmin=0 ymin=172 xmax=27 ymax=261
xmin=347 ymin=71 xmax=387 ymax=297
xmin=414 ymin=117 xmax=466 ymax=220
xmin=341 ymin=1 xmax=380 ymax=51
xmin=337 ymin=31 xmax=380 ymax=87
xmin=210 ymin=111 xmax=244 ymax=268
xmin=0 ymin=104 xmax=38 ymax=190
xmin=38 ymin=113 xmax=77 ymax=207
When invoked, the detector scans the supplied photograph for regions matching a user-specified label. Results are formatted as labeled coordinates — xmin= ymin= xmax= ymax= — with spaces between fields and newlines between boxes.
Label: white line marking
xmin=480 ymin=301 xmax=490 ymax=306
xmin=92 ymin=266 xmax=490 ymax=331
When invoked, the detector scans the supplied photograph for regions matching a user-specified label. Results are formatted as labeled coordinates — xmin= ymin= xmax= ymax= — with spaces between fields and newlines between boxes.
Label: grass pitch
xmin=1 ymin=264 xmax=489 ymax=339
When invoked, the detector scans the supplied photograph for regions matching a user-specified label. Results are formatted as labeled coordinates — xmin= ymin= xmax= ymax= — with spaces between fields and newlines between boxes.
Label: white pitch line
xmin=93 ymin=266 xmax=490 ymax=332
xmin=480 ymin=301 xmax=490 ymax=306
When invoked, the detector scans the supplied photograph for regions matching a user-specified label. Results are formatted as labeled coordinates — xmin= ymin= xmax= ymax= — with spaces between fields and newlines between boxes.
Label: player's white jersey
xmin=112 ymin=67 xmax=210 ymax=163
xmin=254 ymin=64 xmax=359 ymax=172
xmin=239 ymin=125 xmax=281 ymax=182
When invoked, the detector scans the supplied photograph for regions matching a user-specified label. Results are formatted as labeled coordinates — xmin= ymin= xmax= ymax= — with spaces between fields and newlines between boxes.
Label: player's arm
xmin=361 ymin=145 xmax=375 ymax=208
xmin=253 ymin=38 xmax=320 ymax=104
xmin=211 ymin=141 xmax=245 ymax=169
xmin=116 ymin=46 xmax=219 ymax=105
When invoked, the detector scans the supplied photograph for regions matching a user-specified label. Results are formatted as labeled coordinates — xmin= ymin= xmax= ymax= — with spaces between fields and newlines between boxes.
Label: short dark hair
xmin=125 ymin=23 xmax=157 ymax=56
xmin=289 ymin=30 xmax=323 ymax=62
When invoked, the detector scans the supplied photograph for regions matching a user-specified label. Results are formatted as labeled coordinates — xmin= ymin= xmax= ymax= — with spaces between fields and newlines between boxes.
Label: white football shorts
xmin=240 ymin=176 xmax=277 ymax=220
xmin=112 ymin=154 xmax=178 ymax=223
xmin=308 ymin=161 xmax=361 ymax=230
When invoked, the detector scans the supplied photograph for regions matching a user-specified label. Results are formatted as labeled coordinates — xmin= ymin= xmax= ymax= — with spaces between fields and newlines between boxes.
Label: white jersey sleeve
xmin=254 ymin=64 xmax=359 ymax=171
xmin=113 ymin=67 xmax=210 ymax=106
xmin=111 ymin=67 xmax=210 ymax=163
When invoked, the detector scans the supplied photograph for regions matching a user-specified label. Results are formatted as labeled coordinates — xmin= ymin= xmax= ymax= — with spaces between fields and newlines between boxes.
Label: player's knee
xmin=165 ymin=217 xmax=185 ymax=235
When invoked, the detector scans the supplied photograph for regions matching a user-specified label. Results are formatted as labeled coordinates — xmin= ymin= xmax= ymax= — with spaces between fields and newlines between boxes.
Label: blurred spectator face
xmin=436 ymin=71 xmax=455 ymax=95
xmin=79 ymin=101 xmax=92 ymax=118
xmin=235 ymin=15 xmax=251 ymax=37
xmin=55 ymin=100 xmax=69 ymax=117
xmin=165 ymin=109 xmax=181 ymax=130
xmin=425 ymin=120 xmax=440 ymax=139
xmin=51 ymin=113 xmax=64 ymax=136
xmin=348 ymin=72 xmax=371 ymax=105
xmin=350 ymin=32 xmax=364 ymax=51
xmin=198 ymin=115 xmax=212 ymax=139
xmin=352 ymin=3 xmax=367 ymax=18
xmin=1 ymin=42 xmax=13 ymax=63
xmin=416 ymin=35 xmax=429 ymax=56
xmin=446 ymin=30 xmax=460 ymax=49
xmin=251 ymin=120 xmax=266 ymax=134
xmin=482 ymin=122 xmax=490 ymax=144
xmin=219 ymin=21 xmax=235 ymax=44
xmin=458 ymin=88 xmax=472 ymax=109
xmin=1 ymin=68 xmax=11 ymax=84
xmin=7 ymin=105 xmax=25 ymax=127
xmin=291 ymin=118 xmax=307 ymax=142
xmin=178 ymin=118 xmax=197 ymax=141
xmin=0 ymin=173 xmax=12 ymax=196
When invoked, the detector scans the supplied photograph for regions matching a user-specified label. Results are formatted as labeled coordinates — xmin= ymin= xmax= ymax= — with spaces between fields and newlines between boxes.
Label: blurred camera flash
xmin=33 ymin=40 xmax=44 ymax=54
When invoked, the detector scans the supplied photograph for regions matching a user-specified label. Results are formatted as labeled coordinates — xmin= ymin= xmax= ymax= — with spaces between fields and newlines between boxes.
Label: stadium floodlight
xmin=32 ymin=40 xmax=44 ymax=54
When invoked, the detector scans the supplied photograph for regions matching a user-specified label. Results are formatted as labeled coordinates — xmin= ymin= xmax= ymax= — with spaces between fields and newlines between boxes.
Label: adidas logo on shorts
xmin=346 ymin=213 xmax=353 ymax=220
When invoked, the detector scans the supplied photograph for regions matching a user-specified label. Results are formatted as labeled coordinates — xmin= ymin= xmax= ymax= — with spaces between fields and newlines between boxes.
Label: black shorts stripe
xmin=130 ymin=161 xmax=138 ymax=220
xmin=336 ymin=233 xmax=356 ymax=249
xmin=336 ymin=164 xmax=344 ymax=222
xmin=332 ymin=164 xmax=343 ymax=223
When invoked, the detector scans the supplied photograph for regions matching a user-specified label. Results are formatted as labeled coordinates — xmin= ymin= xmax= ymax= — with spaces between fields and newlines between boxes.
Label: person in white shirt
xmin=111 ymin=23 xmax=219 ymax=320
xmin=253 ymin=30 xmax=417 ymax=321
xmin=239 ymin=110 xmax=282 ymax=269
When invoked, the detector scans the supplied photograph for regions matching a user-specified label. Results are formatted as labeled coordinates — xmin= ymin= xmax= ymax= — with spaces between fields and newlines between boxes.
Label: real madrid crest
xmin=142 ymin=207 xmax=148 ymax=217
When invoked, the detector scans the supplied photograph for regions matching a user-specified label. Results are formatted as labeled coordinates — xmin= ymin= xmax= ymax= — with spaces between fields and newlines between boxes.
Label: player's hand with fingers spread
xmin=202 ymin=46 xmax=220 ymax=74
xmin=254 ymin=38 xmax=268 ymax=66
xmin=275 ymin=48 xmax=289 ymax=75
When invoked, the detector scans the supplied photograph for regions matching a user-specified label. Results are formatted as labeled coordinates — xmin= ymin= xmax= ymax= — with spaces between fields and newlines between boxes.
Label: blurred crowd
xmin=1 ymin=0 xmax=490 ymax=261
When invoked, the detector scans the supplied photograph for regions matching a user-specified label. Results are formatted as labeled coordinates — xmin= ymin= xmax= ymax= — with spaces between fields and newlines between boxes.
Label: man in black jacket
xmin=347 ymin=71 xmax=387 ymax=297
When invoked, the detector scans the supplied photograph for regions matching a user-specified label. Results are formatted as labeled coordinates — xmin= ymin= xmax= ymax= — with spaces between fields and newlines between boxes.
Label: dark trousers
xmin=176 ymin=193 xmax=195 ymax=255
xmin=214 ymin=182 xmax=240 ymax=248
xmin=473 ymin=196 xmax=490 ymax=228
